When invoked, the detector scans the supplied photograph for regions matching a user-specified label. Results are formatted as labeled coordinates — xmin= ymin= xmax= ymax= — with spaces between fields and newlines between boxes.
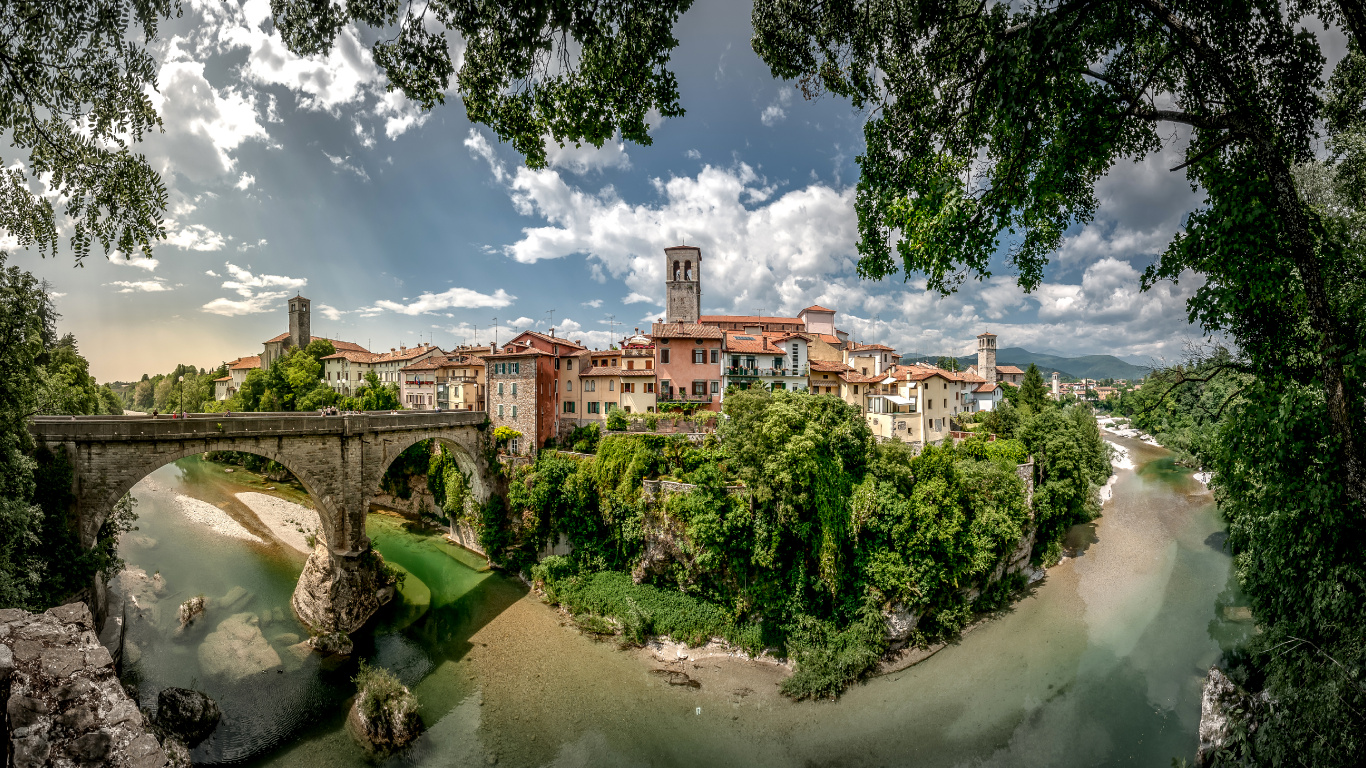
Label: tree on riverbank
xmin=0 ymin=257 xmax=135 ymax=610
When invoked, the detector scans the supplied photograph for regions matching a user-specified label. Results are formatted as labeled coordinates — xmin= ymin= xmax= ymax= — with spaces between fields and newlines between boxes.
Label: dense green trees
xmin=482 ymin=389 xmax=1110 ymax=697
xmin=0 ymin=257 xmax=134 ymax=610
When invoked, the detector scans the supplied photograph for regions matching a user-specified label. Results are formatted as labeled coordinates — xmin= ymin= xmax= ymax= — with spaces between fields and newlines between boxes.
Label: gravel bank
xmin=235 ymin=492 xmax=321 ymax=554
xmin=173 ymin=494 xmax=264 ymax=543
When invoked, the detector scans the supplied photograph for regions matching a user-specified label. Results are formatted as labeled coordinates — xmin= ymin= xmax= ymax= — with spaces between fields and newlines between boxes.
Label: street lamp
xmin=177 ymin=375 xmax=184 ymax=414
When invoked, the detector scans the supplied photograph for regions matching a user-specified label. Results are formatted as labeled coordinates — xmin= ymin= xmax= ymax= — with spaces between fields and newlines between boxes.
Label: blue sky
xmin=18 ymin=0 xmax=1268 ymax=382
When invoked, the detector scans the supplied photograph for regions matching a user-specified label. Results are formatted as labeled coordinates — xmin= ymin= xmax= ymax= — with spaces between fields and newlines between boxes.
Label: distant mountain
xmin=900 ymin=347 xmax=1152 ymax=381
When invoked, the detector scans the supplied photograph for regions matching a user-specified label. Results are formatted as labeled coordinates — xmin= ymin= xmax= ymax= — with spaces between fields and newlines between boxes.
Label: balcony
xmin=725 ymin=365 xmax=809 ymax=378
xmin=658 ymin=392 xmax=714 ymax=403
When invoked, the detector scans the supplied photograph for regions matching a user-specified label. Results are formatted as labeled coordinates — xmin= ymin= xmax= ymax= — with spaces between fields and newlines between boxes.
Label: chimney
xmin=549 ymin=327 xmax=556 ymax=338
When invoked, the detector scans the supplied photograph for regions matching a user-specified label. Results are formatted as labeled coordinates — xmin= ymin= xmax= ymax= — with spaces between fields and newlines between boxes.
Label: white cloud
xmin=582 ymin=299 xmax=603 ymax=308
xmin=109 ymin=279 xmax=173 ymax=293
xmin=108 ymin=254 xmax=160 ymax=272
xmin=205 ymin=269 xmax=219 ymax=277
xmin=202 ymin=292 xmax=290 ymax=316
xmin=317 ymin=303 xmax=345 ymax=321
xmin=623 ymin=292 xmax=656 ymax=305
xmin=49 ymin=292 xmax=67 ymax=298
xmin=236 ymin=172 xmax=255 ymax=190
xmin=366 ymin=287 xmax=516 ymax=316
xmin=546 ymin=136 xmax=632 ymax=174
xmin=166 ymin=224 xmax=226 ymax=251
xmin=202 ymin=262 xmax=306 ymax=316
xmin=324 ymin=151 xmax=369 ymax=181
xmin=760 ymin=88 xmax=793 ymax=127
xmin=685 ymin=149 xmax=701 ymax=160
xmin=144 ymin=52 xmax=268 ymax=181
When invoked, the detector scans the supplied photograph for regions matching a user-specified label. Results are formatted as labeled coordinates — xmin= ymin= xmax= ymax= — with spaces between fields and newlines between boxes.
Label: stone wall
xmin=2 ymin=603 xmax=170 ymax=768
xmin=1016 ymin=458 xmax=1035 ymax=509
xmin=446 ymin=519 xmax=485 ymax=557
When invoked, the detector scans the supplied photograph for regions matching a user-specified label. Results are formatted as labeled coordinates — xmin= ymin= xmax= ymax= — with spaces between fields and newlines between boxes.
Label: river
xmin=113 ymin=434 xmax=1247 ymax=767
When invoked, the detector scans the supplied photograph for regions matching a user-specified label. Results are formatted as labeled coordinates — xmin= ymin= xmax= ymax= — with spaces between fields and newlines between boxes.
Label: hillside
xmin=901 ymin=347 xmax=1151 ymax=381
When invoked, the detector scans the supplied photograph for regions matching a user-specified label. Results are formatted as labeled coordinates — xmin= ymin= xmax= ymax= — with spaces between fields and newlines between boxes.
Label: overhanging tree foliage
xmin=0 ymin=0 xmax=176 ymax=261
xmin=271 ymin=0 xmax=694 ymax=167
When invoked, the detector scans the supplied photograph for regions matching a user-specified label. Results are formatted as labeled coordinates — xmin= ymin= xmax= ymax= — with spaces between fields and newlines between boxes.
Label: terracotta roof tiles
xmin=650 ymin=322 xmax=725 ymax=339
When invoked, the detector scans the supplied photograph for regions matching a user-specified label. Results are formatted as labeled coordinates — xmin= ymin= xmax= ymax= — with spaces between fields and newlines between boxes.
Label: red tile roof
xmin=801 ymin=305 xmax=836 ymax=314
xmin=975 ymin=383 xmax=1000 ymax=393
xmin=322 ymin=344 xmax=440 ymax=364
xmin=810 ymin=360 xmax=854 ymax=373
xmin=213 ymin=375 xmax=232 ymax=382
xmin=402 ymin=354 xmax=486 ymax=372
xmin=228 ymin=355 xmax=261 ymax=370
xmin=996 ymin=365 xmax=1025 ymax=375
xmin=263 ymin=333 xmax=368 ymax=353
xmin=851 ymin=343 xmax=897 ymax=352
xmin=650 ymin=322 xmax=725 ymax=339
xmin=699 ymin=314 xmax=803 ymax=325
xmin=508 ymin=330 xmax=587 ymax=351
xmin=723 ymin=331 xmax=785 ymax=354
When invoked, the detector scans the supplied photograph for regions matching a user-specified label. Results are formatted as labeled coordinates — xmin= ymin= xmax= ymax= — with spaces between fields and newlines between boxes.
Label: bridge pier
xmin=292 ymin=543 xmax=390 ymax=635
xmin=30 ymin=411 xmax=496 ymax=641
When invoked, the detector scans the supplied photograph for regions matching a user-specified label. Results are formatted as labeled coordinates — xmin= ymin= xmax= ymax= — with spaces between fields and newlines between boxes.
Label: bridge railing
xmin=29 ymin=410 xmax=489 ymax=441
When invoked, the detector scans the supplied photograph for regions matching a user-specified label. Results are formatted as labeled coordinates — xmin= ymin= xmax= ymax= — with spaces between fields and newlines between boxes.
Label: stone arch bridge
xmin=29 ymin=411 xmax=497 ymax=635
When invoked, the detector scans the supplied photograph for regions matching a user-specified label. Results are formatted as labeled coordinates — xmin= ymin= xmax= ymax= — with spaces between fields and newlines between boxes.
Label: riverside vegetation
xmin=419 ymin=387 xmax=1111 ymax=699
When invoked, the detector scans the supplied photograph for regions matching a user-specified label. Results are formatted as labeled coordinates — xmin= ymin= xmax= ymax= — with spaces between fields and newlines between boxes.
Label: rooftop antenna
xmin=605 ymin=313 xmax=617 ymax=344
xmin=491 ymin=317 xmax=497 ymax=349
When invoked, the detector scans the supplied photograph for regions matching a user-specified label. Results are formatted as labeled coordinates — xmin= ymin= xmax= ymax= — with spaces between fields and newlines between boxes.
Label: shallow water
xmin=118 ymin=438 xmax=1245 ymax=767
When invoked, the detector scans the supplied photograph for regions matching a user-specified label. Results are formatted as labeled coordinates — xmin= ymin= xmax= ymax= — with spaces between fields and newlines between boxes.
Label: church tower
xmin=289 ymin=294 xmax=312 ymax=350
xmin=977 ymin=331 xmax=997 ymax=386
xmin=664 ymin=245 xmax=701 ymax=324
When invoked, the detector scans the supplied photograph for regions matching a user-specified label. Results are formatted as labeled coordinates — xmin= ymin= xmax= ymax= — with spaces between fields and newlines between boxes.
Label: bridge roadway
xmin=29 ymin=410 xmax=495 ymax=634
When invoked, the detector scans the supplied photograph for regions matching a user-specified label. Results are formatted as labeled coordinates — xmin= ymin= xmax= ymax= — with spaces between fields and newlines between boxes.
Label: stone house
xmin=503 ymin=329 xmax=588 ymax=439
xmin=485 ymin=343 xmax=552 ymax=454
xmin=650 ymin=322 xmax=723 ymax=411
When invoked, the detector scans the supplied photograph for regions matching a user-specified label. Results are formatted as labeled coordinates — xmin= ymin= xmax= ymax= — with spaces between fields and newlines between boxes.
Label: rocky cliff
xmin=1 ymin=603 xmax=170 ymax=768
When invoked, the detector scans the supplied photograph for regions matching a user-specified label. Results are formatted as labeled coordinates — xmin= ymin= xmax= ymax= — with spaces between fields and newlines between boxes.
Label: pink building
xmin=650 ymin=322 xmax=723 ymax=411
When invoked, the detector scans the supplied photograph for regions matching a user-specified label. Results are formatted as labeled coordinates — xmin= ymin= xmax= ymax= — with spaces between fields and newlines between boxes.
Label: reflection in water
xmin=118 ymin=439 xmax=1242 ymax=767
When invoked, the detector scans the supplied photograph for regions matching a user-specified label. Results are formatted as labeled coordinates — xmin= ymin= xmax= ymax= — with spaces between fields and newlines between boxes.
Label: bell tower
xmin=664 ymin=245 xmax=701 ymax=324
xmin=977 ymin=331 xmax=997 ymax=386
xmin=289 ymin=294 xmax=312 ymax=350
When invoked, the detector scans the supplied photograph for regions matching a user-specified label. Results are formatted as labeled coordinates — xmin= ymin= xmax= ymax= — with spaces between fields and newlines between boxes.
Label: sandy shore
xmin=235 ymin=492 xmax=320 ymax=554
xmin=173 ymin=494 xmax=264 ymax=543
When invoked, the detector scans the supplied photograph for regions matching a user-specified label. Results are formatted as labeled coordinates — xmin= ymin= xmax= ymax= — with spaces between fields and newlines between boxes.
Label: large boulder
xmin=197 ymin=613 xmax=282 ymax=681
xmin=883 ymin=603 xmax=920 ymax=647
xmin=291 ymin=543 xmax=387 ymax=635
xmin=1 ymin=602 xmax=170 ymax=767
xmin=155 ymin=688 xmax=221 ymax=746
xmin=346 ymin=664 xmax=423 ymax=754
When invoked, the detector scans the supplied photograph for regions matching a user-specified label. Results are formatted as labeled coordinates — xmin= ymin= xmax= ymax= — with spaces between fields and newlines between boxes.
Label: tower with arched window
xmin=664 ymin=245 xmax=701 ymax=324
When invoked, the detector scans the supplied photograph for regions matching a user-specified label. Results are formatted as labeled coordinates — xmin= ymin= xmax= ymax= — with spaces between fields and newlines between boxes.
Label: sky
xmin=15 ymin=0 xmax=1337 ymax=383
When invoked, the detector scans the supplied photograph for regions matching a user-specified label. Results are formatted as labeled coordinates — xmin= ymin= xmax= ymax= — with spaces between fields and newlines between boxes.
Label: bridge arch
xmin=30 ymin=411 xmax=497 ymax=636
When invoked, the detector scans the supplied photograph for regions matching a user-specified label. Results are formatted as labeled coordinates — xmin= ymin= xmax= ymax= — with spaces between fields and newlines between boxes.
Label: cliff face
xmin=1 ymin=603 xmax=170 ymax=768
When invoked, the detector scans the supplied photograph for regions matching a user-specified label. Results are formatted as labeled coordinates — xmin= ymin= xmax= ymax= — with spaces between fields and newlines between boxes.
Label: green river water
xmin=115 ymin=434 xmax=1248 ymax=767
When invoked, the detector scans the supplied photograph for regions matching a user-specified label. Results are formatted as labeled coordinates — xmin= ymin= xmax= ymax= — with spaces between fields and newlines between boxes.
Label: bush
xmin=353 ymin=661 xmax=413 ymax=723
xmin=541 ymin=569 xmax=763 ymax=653
xmin=606 ymin=408 xmax=629 ymax=431
xmin=566 ymin=423 xmax=601 ymax=453
xmin=779 ymin=594 xmax=889 ymax=700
